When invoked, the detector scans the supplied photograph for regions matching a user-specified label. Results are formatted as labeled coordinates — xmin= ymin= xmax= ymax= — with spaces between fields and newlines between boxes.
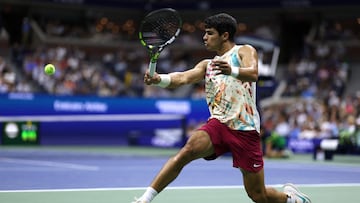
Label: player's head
xmin=204 ymin=13 xmax=237 ymax=42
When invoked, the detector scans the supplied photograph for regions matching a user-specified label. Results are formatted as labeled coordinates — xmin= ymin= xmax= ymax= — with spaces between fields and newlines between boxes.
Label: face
xmin=203 ymin=28 xmax=222 ymax=51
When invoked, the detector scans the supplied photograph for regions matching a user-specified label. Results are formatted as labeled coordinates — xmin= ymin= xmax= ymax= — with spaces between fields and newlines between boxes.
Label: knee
xmin=173 ymin=143 xmax=199 ymax=164
xmin=179 ymin=143 xmax=198 ymax=160
xmin=174 ymin=132 xmax=212 ymax=163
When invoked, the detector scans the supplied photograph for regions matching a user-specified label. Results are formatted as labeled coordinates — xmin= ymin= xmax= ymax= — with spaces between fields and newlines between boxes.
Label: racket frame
xmin=139 ymin=8 xmax=182 ymax=76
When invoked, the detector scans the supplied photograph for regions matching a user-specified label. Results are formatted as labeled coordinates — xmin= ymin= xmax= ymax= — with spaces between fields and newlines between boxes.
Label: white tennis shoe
xmin=283 ymin=183 xmax=312 ymax=203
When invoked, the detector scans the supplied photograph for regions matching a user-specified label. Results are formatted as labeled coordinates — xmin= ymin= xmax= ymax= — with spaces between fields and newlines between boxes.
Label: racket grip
xmin=148 ymin=61 xmax=157 ymax=77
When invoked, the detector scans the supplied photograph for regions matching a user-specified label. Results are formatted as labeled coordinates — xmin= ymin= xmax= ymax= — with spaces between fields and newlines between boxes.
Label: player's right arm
xmin=144 ymin=59 xmax=208 ymax=88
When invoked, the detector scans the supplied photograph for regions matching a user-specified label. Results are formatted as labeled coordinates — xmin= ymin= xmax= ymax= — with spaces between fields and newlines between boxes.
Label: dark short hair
xmin=204 ymin=13 xmax=237 ymax=41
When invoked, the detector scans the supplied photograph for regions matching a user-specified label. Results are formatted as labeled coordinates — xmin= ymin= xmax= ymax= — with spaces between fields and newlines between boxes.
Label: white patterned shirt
xmin=205 ymin=45 xmax=260 ymax=132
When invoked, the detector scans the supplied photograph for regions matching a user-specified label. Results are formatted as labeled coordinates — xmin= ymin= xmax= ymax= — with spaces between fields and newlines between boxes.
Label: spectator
xmin=338 ymin=115 xmax=357 ymax=153
xmin=265 ymin=111 xmax=291 ymax=158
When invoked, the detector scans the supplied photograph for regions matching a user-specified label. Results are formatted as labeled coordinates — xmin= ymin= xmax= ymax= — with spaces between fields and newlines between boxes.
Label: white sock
xmin=141 ymin=187 xmax=158 ymax=202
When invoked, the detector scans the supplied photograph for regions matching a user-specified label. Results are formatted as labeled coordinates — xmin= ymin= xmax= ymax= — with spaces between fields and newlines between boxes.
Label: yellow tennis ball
xmin=44 ymin=64 xmax=56 ymax=75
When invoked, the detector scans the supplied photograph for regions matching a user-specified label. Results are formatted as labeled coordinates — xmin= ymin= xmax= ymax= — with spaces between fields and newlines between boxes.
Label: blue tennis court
xmin=1 ymin=146 xmax=360 ymax=202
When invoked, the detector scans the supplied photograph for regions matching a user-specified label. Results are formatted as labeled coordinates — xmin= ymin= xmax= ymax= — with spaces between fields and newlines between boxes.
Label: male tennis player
xmin=134 ymin=13 xmax=311 ymax=203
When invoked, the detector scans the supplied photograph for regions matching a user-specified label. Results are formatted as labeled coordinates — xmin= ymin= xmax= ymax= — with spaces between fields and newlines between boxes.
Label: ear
xmin=222 ymin=32 xmax=229 ymax=41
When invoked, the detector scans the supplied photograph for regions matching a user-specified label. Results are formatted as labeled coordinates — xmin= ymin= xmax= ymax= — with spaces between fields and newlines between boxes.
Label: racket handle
xmin=148 ymin=61 xmax=157 ymax=77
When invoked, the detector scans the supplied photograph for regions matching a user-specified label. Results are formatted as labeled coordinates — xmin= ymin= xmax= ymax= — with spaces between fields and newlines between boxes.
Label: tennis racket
xmin=139 ymin=8 xmax=182 ymax=77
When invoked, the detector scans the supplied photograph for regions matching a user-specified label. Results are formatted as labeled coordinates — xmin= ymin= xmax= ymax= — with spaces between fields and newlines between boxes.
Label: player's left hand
xmin=211 ymin=60 xmax=231 ymax=75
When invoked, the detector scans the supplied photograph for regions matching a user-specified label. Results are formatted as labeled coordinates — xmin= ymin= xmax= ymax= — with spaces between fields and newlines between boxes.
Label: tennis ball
xmin=44 ymin=64 xmax=56 ymax=75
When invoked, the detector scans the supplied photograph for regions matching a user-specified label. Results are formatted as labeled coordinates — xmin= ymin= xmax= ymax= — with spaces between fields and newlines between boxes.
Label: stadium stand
xmin=1 ymin=0 xmax=360 ymax=154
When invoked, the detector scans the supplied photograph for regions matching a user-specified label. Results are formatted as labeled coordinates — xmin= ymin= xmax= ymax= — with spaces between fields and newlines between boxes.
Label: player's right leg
xmin=150 ymin=130 xmax=215 ymax=192
xmin=132 ymin=130 xmax=215 ymax=203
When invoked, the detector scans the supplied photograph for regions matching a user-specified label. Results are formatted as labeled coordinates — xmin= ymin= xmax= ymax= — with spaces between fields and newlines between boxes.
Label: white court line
xmin=1 ymin=183 xmax=360 ymax=193
xmin=0 ymin=157 xmax=99 ymax=171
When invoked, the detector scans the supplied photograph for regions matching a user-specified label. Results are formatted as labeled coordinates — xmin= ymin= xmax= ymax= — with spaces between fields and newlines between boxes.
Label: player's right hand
xmin=144 ymin=71 xmax=161 ymax=85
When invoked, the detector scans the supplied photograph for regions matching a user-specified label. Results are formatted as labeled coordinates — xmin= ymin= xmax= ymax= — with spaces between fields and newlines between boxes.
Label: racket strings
xmin=141 ymin=12 xmax=181 ymax=46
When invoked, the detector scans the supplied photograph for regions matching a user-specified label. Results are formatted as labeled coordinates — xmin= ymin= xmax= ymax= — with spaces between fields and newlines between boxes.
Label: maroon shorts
xmin=198 ymin=118 xmax=264 ymax=172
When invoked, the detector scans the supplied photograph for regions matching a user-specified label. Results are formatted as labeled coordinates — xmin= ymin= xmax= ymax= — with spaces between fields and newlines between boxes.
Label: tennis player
xmin=135 ymin=13 xmax=311 ymax=203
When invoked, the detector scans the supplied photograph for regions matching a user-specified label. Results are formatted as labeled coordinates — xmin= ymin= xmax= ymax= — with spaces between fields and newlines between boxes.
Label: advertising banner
xmin=0 ymin=93 xmax=209 ymax=146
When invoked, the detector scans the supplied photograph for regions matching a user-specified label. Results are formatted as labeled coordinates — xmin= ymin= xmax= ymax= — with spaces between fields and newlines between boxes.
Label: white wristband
xmin=156 ymin=74 xmax=171 ymax=88
xmin=231 ymin=66 xmax=240 ymax=78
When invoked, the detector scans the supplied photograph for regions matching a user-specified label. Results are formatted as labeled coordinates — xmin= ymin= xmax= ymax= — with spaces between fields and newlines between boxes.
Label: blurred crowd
xmin=0 ymin=44 xmax=197 ymax=97
xmin=260 ymin=20 xmax=360 ymax=156
xmin=261 ymin=94 xmax=360 ymax=157
xmin=1 ymin=13 xmax=360 ymax=154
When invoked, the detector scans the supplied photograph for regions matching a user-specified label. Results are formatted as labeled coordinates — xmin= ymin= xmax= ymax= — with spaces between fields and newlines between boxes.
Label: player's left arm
xmin=236 ymin=44 xmax=258 ymax=82
xmin=211 ymin=45 xmax=258 ymax=82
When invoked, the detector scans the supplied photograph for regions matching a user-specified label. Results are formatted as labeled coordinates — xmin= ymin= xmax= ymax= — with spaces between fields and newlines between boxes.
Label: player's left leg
xmin=241 ymin=168 xmax=288 ymax=203
xmin=283 ymin=183 xmax=312 ymax=203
